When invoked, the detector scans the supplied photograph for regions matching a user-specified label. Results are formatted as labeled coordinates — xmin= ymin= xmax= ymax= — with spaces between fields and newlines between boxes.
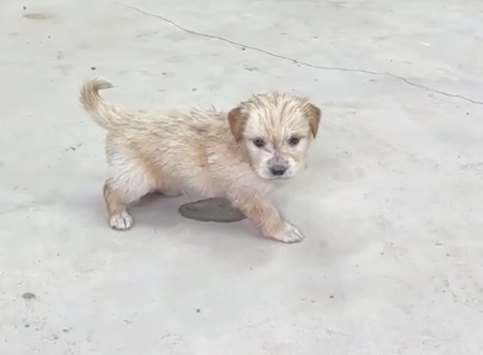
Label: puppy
xmin=79 ymin=78 xmax=321 ymax=243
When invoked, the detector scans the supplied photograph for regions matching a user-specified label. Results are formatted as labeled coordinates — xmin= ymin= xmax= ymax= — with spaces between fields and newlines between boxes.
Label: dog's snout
xmin=270 ymin=165 xmax=287 ymax=176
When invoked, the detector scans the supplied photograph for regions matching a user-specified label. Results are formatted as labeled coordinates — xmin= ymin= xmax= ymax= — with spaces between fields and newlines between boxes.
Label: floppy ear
xmin=307 ymin=103 xmax=322 ymax=139
xmin=227 ymin=106 xmax=246 ymax=142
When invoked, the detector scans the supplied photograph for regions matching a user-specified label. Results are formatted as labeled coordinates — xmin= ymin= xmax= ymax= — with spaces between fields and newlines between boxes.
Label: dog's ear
xmin=306 ymin=103 xmax=322 ymax=138
xmin=227 ymin=106 xmax=246 ymax=142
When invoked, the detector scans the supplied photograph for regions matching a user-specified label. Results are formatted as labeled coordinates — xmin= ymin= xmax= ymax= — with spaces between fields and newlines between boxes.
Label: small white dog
xmin=79 ymin=78 xmax=321 ymax=243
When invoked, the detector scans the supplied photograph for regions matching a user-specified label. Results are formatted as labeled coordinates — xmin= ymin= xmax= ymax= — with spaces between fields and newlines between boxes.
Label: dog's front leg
xmin=228 ymin=191 xmax=304 ymax=243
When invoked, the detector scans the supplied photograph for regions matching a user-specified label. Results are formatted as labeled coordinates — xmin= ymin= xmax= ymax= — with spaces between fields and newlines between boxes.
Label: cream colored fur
xmin=79 ymin=78 xmax=321 ymax=243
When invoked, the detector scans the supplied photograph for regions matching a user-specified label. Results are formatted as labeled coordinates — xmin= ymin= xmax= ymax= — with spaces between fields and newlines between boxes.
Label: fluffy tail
xmin=79 ymin=78 xmax=130 ymax=130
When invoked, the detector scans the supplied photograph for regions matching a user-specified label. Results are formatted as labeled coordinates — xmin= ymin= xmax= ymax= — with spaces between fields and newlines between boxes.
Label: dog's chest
xmin=184 ymin=164 xmax=273 ymax=198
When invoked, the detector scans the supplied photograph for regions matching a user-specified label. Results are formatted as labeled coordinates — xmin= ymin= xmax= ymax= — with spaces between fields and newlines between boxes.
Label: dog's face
xmin=228 ymin=92 xmax=321 ymax=181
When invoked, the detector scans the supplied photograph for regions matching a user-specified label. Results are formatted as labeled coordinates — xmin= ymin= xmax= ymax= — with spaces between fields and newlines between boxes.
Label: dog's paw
xmin=272 ymin=222 xmax=305 ymax=243
xmin=109 ymin=212 xmax=133 ymax=231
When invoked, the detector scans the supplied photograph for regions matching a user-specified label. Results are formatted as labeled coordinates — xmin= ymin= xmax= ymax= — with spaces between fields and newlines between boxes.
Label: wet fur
xmin=79 ymin=78 xmax=321 ymax=243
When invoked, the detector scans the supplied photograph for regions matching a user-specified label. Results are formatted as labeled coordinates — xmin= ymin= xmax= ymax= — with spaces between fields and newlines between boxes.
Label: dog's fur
xmin=79 ymin=78 xmax=321 ymax=243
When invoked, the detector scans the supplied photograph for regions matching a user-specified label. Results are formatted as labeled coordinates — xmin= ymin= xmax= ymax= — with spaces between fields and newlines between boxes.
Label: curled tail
xmin=79 ymin=78 xmax=130 ymax=130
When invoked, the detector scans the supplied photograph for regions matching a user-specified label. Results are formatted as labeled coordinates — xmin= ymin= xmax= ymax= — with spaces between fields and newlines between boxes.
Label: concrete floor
xmin=1 ymin=0 xmax=483 ymax=354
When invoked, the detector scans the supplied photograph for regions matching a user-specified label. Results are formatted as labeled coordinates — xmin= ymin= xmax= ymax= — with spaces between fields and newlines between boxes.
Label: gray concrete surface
xmin=1 ymin=0 xmax=483 ymax=354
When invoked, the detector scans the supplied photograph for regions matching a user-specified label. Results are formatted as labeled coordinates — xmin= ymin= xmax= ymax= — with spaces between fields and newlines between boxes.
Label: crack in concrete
xmin=118 ymin=2 xmax=483 ymax=106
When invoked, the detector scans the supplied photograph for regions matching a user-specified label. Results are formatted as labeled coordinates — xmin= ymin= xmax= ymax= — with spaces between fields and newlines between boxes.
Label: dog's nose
xmin=270 ymin=165 xmax=287 ymax=176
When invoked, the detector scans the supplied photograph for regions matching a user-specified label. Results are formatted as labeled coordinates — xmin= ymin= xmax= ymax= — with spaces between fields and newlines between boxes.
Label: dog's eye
xmin=253 ymin=138 xmax=265 ymax=148
xmin=288 ymin=136 xmax=300 ymax=146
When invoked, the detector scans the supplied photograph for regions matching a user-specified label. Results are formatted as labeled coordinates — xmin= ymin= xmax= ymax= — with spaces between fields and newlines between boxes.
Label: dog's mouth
xmin=261 ymin=173 xmax=294 ymax=181
xmin=270 ymin=175 xmax=292 ymax=180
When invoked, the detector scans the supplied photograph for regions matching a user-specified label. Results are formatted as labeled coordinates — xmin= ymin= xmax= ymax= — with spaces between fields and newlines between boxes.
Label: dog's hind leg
xmin=103 ymin=184 xmax=134 ymax=230
xmin=102 ymin=167 xmax=154 ymax=230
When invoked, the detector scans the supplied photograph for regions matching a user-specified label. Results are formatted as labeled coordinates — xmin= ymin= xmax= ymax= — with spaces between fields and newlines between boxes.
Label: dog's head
xmin=228 ymin=91 xmax=321 ymax=181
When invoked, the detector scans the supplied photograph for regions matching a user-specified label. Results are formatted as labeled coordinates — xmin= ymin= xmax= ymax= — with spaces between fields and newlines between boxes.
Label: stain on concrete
xmin=24 ymin=13 xmax=55 ymax=20
xmin=21 ymin=292 xmax=36 ymax=300
xmin=57 ymin=65 xmax=70 ymax=76
xmin=179 ymin=198 xmax=246 ymax=222
xmin=64 ymin=143 xmax=82 ymax=152
xmin=244 ymin=65 xmax=259 ymax=71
